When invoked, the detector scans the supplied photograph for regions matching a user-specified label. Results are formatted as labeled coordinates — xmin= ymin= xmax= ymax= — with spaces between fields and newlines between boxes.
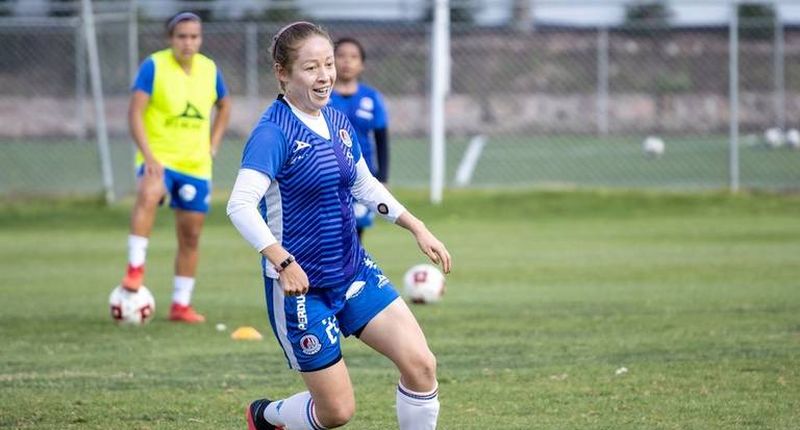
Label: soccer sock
xmin=127 ymin=234 xmax=148 ymax=267
xmin=264 ymin=391 xmax=326 ymax=430
xmin=396 ymin=380 xmax=440 ymax=430
xmin=172 ymin=276 xmax=195 ymax=306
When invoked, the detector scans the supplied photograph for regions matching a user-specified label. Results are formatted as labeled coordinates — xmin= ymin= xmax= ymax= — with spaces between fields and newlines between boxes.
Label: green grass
xmin=2 ymin=135 xmax=799 ymax=198
xmin=1 ymin=189 xmax=800 ymax=429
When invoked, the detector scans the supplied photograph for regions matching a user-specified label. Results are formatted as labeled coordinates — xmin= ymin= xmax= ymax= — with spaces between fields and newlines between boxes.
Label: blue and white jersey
xmin=241 ymin=95 xmax=365 ymax=289
xmin=329 ymin=84 xmax=387 ymax=175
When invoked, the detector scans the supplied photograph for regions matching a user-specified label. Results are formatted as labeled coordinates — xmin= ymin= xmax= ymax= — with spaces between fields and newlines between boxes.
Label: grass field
xmin=1 ymin=189 xmax=800 ymax=429
xmin=2 ymin=135 xmax=799 ymax=198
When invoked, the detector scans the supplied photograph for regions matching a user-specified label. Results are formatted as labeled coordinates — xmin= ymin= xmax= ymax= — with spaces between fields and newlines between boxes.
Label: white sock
xmin=264 ymin=391 xmax=326 ymax=430
xmin=127 ymin=234 xmax=148 ymax=267
xmin=396 ymin=381 xmax=439 ymax=430
xmin=172 ymin=276 xmax=195 ymax=306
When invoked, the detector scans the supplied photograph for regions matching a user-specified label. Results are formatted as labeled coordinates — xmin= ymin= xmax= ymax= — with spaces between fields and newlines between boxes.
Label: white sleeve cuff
xmin=350 ymin=158 xmax=406 ymax=222
xmin=227 ymin=168 xmax=278 ymax=252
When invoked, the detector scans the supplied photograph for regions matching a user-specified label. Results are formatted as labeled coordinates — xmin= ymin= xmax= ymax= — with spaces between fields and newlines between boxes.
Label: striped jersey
xmin=241 ymin=95 xmax=365 ymax=289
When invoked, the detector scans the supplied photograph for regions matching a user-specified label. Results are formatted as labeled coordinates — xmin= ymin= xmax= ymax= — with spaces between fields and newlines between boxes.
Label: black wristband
xmin=276 ymin=255 xmax=295 ymax=272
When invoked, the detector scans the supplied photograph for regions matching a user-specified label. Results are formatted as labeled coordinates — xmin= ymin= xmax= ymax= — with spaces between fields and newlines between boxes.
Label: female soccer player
xmin=227 ymin=21 xmax=451 ymax=430
xmin=329 ymin=37 xmax=390 ymax=242
xmin=121 ymin=11 xmax=231 ymax=323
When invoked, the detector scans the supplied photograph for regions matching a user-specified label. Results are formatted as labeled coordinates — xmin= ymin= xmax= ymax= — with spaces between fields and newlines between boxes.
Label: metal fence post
xmin=729 ymin=4 xmax=740 ymax=192
xmin=597 ymin=26 xmax=609 ymax=137
xmin=774 ymin=9 xmax=785 ymax=131
xmin=81 ymin=0 xmax=115 ymax=203
xmin=75 ymin=18 xmax=87 ymax=141
xmin=246 ymin=22 xmax=258 ymax=100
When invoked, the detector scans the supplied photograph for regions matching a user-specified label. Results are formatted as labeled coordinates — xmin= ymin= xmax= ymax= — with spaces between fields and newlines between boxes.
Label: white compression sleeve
xmin=227 ymin=168 xmax=278 ymax=252
xmin=350 ymin=158 xmax=406 ymax=223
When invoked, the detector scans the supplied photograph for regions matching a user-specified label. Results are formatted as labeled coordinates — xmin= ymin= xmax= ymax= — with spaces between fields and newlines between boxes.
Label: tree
xmin=623 ymin=1 xmax=672 ymax=35
xmin=423 ymin=0 xmax=475 ymax=25
xmin=738 ymin=3 xmax=776 ymax=40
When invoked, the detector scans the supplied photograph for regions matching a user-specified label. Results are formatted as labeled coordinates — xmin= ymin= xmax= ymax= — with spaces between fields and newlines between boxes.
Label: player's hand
xmin=142 ymin=157 xmax=164 ymax=178
xmin=279 ymin=262 xmax=309 ymax=296
xmin=413 ymin=228 xmax=452 ymax=274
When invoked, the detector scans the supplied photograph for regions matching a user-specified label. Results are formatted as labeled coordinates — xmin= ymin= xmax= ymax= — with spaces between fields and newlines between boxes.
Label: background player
xmin=227 ymin=21 xmax=451 ymax=430
xmin=121 ymin=11 xmax=231 ymax=323
xmin=329 ymin=37 xmax=390 ymax=242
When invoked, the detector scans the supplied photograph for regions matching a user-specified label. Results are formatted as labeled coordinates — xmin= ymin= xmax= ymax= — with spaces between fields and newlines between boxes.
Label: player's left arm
xmin=210 ymin=68 xmax=232 ymax=158
xmin=349 ymin=157 xmax=451 ymax=274
xmin=372 ymin=91 xmax=390 ymax=183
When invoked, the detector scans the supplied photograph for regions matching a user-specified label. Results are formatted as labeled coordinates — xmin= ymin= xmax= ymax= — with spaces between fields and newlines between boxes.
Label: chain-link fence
xmin=1 ymin=0 xmax=798 ymax=200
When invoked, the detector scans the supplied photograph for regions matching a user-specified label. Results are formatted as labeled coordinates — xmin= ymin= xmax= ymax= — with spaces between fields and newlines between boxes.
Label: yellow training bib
xmin=138 ymin=49 xmax=218 ymax=178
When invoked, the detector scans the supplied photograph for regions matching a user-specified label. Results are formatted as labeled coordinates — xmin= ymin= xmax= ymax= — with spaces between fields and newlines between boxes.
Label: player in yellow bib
xmin=120 ymin=12 xmax=231 ymax=323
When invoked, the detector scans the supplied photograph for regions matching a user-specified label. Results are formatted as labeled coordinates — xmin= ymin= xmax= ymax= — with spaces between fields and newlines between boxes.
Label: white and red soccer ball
xmin=403 ymin=264 xmax=446 ymax=304
xmin=109 ymin=285 xmax=155 ymax=325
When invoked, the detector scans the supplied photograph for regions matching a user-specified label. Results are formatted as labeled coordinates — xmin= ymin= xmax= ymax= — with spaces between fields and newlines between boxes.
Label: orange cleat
xmin=121 ymin=264 xmax=145 ymax=291
xmin=169 ymin=303 xmax=206 ymax=323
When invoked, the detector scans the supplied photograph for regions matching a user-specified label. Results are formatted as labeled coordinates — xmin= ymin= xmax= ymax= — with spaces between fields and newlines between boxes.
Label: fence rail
xmin=1 ymin=1 xmax=799 ymax=200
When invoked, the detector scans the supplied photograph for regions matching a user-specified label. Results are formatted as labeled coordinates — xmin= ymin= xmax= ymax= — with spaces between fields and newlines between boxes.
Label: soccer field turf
xmin=2 ymin=135 xmax=799 ymax=197
xmin=1 ymin=189 xmax=799 ymax=429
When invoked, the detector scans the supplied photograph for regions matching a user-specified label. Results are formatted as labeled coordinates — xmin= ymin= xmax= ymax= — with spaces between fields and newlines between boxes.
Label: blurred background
xmin=0 ymin=0 xmax=799 ymax=200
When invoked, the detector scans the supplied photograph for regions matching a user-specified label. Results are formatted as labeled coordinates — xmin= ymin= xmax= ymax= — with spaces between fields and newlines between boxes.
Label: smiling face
xmin=277 ymin=35 xmax=336 ymax=115
xmin=169 ymin=20 xmax=202 ymax=64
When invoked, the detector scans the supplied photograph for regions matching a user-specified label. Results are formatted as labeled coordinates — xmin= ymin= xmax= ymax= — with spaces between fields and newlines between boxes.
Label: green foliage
xmin=623 ymin=1 xmax=673 ymax=35
xmin=423 ymin=0 xmax=475 ymax=24
xmin=1 ymin=190 xmax=800 ymax=428
xmin=48 ymin=0 xmax=75 ymax=17
xmin=738 ymin=3 xmax=777 ymax=40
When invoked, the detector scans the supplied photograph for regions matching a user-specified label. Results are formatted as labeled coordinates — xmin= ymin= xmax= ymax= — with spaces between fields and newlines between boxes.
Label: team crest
xmin=299 ymin=334 xmax=322 ymax=355
xmin=339 ymin=129 xmax=352 ymax=147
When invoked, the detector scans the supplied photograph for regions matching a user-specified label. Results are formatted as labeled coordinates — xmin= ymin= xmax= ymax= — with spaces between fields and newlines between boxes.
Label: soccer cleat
xmin=168 ymin=303 xmax=206 ymax=323
xmin=121 ymin=264 xmax=145 ymax=291
xmin=246 ymin=399 xmax=283 ymax=430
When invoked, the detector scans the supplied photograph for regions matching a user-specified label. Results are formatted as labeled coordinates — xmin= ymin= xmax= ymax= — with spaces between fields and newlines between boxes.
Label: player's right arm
xmin=128 ymin=91 xmax=162 ymax=177
xmin=226 ymin=122 xmax=309 ymax=296
xmin=129 ymin=58 xmax=162 ymax=177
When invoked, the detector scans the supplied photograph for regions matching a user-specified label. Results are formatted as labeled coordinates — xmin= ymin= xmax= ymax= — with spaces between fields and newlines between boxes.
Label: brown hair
xmin=165 ymin=11 xmax=201 ymax=36
xmin=270 ymin=21 xmax=332 ymax=91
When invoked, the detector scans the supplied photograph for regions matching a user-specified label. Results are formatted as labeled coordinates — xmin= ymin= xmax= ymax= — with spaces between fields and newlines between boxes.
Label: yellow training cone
xmin=231 ymin=326 xmax=263 ymax=340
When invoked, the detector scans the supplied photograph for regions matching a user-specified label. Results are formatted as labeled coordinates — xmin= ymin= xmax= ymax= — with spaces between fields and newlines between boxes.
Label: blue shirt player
xmin=329 ymin=37 xmax=390 ymax=242
xmin=227 ymin=22 xmax=452 ymax=430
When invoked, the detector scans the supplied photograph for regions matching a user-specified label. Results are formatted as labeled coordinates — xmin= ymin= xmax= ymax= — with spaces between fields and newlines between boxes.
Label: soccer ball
xmin=403 ymin=264 xmax=445 ymax=304
xmin=109 ymin=285 xmax=155 ymax=325
xmin=642 ymin=136 xmax=665 ymax=157
xmin=785 ymin=128 xmax=800 ymax=149
xmin=764 ymin=127 xmax=784 ymax=148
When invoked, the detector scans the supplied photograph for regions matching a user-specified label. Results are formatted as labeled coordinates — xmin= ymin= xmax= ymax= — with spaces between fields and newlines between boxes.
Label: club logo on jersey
xmin=339 ymin=129 xmax=352 ymax=148
xmin=345 ymin=281 xmax=365 ymax=300
xmin=299 ymin=334 xmax=321 ymax=355
xmin=179 ymin=184 xmax=197 ymax=202
xmin=377 ymin=203 xmax=389 ymax=215
xmin=359 ymin=97 xmax=374 ymax=111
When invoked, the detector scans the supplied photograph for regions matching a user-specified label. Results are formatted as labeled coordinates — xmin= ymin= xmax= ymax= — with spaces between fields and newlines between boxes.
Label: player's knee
xmin=179 ymin=230 xmax=201 ymax=249
xmin=137 ymin=185 xmax=163 ymax=207
xmin=402 ymin=349 xmax=437 ymax=388
xmin=317 ymin=400 xmax=355 ymax=428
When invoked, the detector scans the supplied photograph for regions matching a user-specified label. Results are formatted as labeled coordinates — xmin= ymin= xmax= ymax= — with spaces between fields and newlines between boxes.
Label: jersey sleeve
xmin=372 ymin=90 xmax=388 ymax=129
xmin=241 ymin=122 xmax=289 ymax=180
xmin=215 ymin=68 xmax=228 ymax=100
xmin=131 ymin=58 xmax=155 ymax=94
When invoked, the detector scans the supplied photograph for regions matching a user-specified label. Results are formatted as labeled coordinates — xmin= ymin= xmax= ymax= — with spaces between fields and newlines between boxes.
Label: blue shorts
xmin=263 ymin=258 xmax=399 ymax=372
xmin=136 ymin=165 xmax=211 ymax=213
xmin=353 ymin=202 xmax=375 ymax=230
